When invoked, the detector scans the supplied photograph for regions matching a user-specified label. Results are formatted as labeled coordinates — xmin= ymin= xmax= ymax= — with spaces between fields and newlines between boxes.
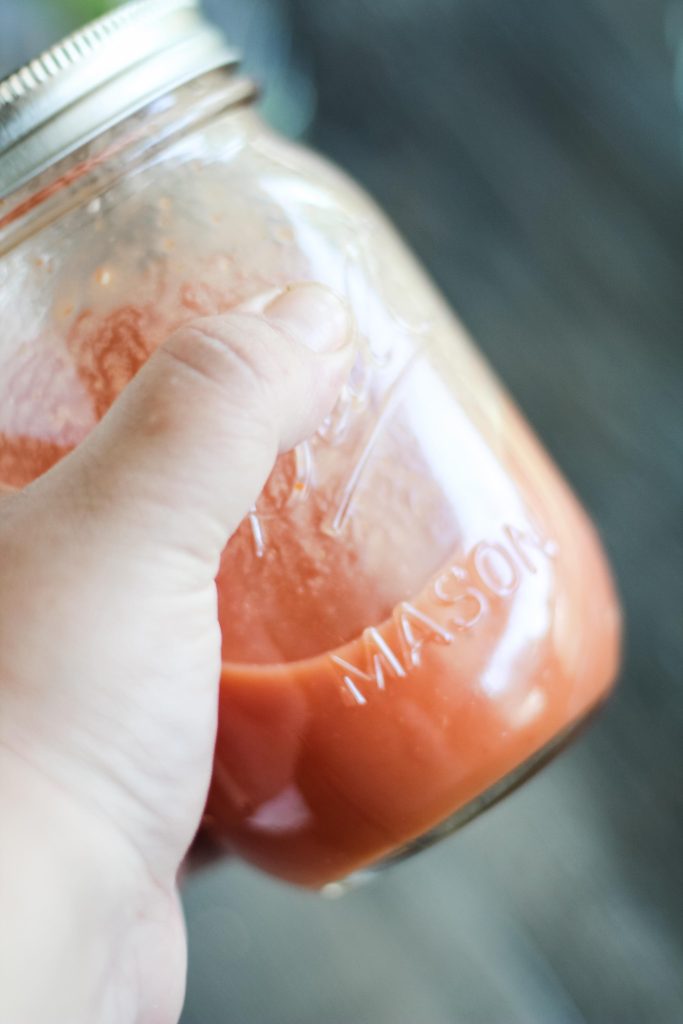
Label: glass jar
xmin=0 ymin=0 xmax=620 ymax=888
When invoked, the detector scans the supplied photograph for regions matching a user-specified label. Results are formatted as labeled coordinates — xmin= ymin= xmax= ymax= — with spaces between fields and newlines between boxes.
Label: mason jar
xmin=0 ymin=0 xmax=620 ymax=888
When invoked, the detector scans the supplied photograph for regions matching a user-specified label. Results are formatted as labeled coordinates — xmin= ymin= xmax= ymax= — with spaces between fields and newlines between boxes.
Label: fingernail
xmin=264 ymin=283 xmax=352 ymax=354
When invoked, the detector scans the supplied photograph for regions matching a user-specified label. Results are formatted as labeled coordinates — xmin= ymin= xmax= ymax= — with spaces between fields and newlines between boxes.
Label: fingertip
xmin=264 ymin=283 xmax=354 ymax=355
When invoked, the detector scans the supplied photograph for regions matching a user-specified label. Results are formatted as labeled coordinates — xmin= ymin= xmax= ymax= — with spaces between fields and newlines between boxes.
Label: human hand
xmin=0 ymin=284 xmax=353 ymax=1024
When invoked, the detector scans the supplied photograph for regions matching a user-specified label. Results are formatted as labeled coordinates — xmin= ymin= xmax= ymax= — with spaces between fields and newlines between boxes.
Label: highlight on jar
xmin=0 ymin=0 xmax=620 ymax=889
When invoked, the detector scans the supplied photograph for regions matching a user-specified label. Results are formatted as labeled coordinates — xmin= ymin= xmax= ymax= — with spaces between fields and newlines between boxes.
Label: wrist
xmin=0 ymin=747 xmax=186 ymax=1024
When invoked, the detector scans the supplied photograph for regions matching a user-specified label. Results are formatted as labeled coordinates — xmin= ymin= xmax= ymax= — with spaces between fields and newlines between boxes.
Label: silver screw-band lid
xmin=0 ymin=0 xmax=240 ymax=199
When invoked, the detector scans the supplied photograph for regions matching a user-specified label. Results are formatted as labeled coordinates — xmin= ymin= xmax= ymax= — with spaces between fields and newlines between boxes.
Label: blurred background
xmin=2 ymin=0 xmax=683 ymax=1021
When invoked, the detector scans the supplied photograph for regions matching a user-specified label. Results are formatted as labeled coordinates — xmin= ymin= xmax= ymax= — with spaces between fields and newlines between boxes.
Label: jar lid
xmin=0 ymin=0 xmax=243 ymax=199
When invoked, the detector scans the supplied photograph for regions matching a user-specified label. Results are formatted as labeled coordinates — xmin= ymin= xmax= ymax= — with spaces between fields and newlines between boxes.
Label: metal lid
xmin=0 ymin=0 xmax=241 ymax=199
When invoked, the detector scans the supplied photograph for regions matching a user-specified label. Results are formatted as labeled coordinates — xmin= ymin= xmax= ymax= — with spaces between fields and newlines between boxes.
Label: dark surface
xmin=2 ymin=1 xmax=683 ymax=1021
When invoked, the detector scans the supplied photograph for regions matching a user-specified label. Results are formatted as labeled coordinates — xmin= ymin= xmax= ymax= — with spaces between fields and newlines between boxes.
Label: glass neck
xmin=0 ymin=69 xmax=255 ymax=255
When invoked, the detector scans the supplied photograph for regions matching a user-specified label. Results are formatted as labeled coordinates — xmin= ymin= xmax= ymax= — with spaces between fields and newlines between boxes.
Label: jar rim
xmin=0 ymin=0 xmax=241 ymax=199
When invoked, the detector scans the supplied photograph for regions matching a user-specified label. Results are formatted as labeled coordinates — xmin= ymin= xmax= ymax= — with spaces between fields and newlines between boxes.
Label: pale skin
xmin=0 ymin=283 xmax=354 ymax=1024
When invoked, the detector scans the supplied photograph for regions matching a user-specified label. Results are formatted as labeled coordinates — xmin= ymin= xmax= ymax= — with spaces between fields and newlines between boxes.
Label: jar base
xmin=321 ymin=701 xmax=604 ymax=898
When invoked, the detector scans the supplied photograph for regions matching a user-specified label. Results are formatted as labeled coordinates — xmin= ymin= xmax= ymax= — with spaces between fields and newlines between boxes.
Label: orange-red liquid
xmin=207 ymin=493 xmax=618 ymax=886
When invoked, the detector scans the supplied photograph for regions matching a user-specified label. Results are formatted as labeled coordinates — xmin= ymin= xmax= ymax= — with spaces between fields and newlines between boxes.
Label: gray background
xmin=2 ymin=1 xmax=682 ymax=1021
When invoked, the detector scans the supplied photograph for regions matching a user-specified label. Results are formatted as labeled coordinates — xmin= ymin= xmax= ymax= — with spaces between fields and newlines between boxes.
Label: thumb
xmin=30 ymin=283 xmax=354 ymax=569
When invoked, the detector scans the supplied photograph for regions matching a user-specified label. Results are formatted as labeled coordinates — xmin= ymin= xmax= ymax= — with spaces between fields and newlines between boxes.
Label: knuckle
xmin=163 ymin=316 xmax=291 ymax=414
